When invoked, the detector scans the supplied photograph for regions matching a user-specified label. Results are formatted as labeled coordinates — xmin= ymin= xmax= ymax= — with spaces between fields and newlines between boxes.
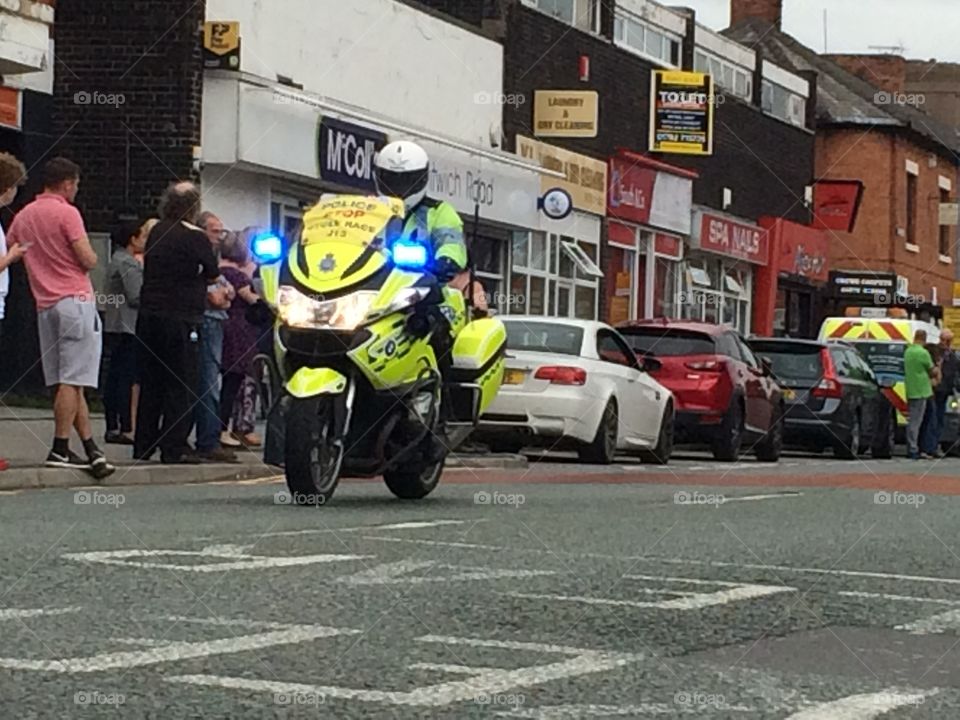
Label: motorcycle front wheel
xmin=284 ymin=397 xmax=342 ymax=506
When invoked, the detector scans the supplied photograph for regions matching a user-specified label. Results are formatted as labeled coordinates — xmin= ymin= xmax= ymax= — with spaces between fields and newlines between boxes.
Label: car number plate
xmin=503 ymin=369 xmax=525 ymax=385
xmin=783 ymin=388 xmax=796 ymax=400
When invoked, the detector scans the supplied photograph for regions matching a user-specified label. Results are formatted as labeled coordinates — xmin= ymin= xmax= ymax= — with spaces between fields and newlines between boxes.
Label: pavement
xmin=3 ymin=449 xmax=960 ymax=717
xmin=0 ymin=406 xmax=525 ymax=491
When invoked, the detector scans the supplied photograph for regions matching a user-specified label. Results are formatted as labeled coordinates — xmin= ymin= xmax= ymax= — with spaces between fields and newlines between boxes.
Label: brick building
xmin=727 ymin=0 xmax=960 ymax=321
xmin=414 ymin=0 xmax=819 ymax=335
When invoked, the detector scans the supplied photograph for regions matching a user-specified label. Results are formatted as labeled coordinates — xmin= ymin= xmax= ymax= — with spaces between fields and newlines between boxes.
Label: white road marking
xmin=494 ymin=702 xmax=753 ymax=717
xmin=407 ymin=662 xmax=490 ymax=675
xmin=504 ymin=580 xmax=793 ymax=612
xmin=359 ymin=536 xmax=960 ymax=590
xmin=0 ymin=607 xmax=81 ymax=621
xmin=197 ymin=518 xmax=475 ymax=541
xmin=167 ymin=634 xmax=641 ymax=707
xmin=62 ymin=548 xmax=371 ymax=572
xmin=111 ymin=638 xmax=174 ymax=647
xmin=652 ymin=557 xmax=960 ymax=586
xmin=160 ymin=616 xmax=299 ymax=630
xmin=339 ymin=560 xmax=556 ymax=586
xmin=0 ymin=623 xmax=357 ymax=673
xmin=838 ymin=591 xmax=960 ymax=606
xmin=722 ymin=492 xmax=802 ymax=503
xmin=784 ymin=688 xmax=936 ymax=719
xmin=896 ymin=609 xmax=960 ymax=634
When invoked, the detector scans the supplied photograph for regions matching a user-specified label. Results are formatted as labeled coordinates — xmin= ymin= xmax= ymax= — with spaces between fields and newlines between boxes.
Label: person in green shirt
xmin=904 ymin=329 xmax=936 ymax=459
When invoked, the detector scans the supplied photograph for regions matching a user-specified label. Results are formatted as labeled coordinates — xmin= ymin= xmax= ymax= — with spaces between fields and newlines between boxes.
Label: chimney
xmin=825 ymin=54 xmax=906 ymax=94
xmin=730 ymin=0 xmax=783 ymax=29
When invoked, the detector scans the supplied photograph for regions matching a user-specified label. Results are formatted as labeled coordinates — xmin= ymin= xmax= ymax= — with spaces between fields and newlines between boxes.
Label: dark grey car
xmin=748 ymin=338 xmax=894 ymax=459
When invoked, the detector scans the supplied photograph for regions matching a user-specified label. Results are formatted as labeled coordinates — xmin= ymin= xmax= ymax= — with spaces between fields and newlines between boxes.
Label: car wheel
xmin=639 ymin=403 xmax=674 ymax=465
xmin=835 ymin=410 xmax=862 ymax=460
xmin=871 ymin=409 xmax=895 ymax=460
xmin=711 ymin=400 xmax=744 ymax=462
xmin=755 ymin=405 xmax=783 ymax=462
xmin=579 ymin=400 xmax=618 ymax=465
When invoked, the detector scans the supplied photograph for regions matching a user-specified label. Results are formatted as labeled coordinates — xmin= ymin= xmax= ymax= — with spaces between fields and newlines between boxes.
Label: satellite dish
xmin=539 ymin=187 xmax=573 ymax=221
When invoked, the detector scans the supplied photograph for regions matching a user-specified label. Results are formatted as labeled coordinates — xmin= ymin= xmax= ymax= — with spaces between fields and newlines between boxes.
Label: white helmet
xmin=374 ymin=140 xmax=430 ymax=211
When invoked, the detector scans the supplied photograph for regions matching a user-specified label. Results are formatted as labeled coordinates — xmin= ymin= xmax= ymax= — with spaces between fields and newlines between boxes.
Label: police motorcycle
xmin=254 ymin=194 xmax=506 ymax=505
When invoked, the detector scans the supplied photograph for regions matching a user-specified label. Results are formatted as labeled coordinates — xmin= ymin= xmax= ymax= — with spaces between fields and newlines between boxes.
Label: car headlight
xmin=277 ymin=286 xmax=377 ymax=330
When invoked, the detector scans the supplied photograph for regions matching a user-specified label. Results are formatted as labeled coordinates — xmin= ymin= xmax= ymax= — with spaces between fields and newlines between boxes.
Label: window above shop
xmin=761 ymin=80 xmax=806 ymax=128
xmin=613 ymin=9 xmax=681 ymax=67
xmin=522 ymin=0 xmax=601 ymax=34
xmin=694 ymin=50 xmax=752 ymax=101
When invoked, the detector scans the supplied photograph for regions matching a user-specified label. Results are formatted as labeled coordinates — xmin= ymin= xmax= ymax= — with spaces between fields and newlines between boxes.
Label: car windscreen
xmin=619 ymin=328 xmax=716 ymax=356
xmin=749 ymin=342 xmax=823 ymax=382
xmin=504 ymin=321 xmax=584 ymax=356
xmin=851 ymin=341 xmax=905 ymax=378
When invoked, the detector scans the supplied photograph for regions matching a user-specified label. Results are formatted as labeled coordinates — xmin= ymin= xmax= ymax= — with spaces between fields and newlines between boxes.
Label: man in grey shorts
xmin=7 ymin=157 xmax=115 ymax=479
xmin=37 ymin=296 xmax=103 ymax=389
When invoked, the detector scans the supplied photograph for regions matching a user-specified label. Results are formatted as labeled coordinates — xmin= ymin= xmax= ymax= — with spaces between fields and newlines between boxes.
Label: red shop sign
xmin=776 ymin=219 xmax=829 ymax=283
xmin=607 ymin=157 xmax=656 ymax=225
xmin=812 ymin=179 xmax=864 ymax=233
xmin=698 ymin=213 xmax=768 ymax=265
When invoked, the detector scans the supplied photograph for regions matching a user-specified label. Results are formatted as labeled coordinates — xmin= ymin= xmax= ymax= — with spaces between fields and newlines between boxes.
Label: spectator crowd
xmin=0 ymin=157 xmax=271 ymax=476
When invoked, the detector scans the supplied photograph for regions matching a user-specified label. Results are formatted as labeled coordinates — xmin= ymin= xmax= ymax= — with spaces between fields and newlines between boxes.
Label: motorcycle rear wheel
xmin=383 ymin=456 xmax=444 ymax=500
xmin=284 ymin=397 xmax=342 ymax=506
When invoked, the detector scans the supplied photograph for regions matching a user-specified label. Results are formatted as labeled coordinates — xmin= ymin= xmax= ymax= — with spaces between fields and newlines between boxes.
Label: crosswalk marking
xmin=784 ymin=689 xmax=936 ymax=719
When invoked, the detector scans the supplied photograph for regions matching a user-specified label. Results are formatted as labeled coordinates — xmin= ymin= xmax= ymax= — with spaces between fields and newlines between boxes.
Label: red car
xmin=617 ymin=319 xmax=783 ymax=462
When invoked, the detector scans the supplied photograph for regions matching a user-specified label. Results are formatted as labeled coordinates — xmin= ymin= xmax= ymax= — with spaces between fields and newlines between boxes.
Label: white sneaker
xmin=220 ymin=431 xmax=241 ymax=448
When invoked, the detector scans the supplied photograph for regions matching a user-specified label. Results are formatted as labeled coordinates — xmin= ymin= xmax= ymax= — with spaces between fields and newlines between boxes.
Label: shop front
xmin=513 ymin=136 xmax=608 ymax=320
xmin=605 ymin=151 xmax=695 ymax=324
xmin=683 ymin=207 xmax=769 ymax=334
xmin=753 ymin=217 xmax=830 ymax=338
xmin=200 ymin=75 xmax=544 ymax=288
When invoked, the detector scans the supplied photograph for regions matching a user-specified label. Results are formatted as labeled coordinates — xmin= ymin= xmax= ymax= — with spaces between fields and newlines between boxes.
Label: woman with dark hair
xmin=218 ymin=232 xmax=260 ymax=447
xmin=102 ymin=219 xmax=146 ymax=444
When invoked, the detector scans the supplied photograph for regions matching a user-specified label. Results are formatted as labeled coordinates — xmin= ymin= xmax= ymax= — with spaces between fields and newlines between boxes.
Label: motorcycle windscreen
xmin=291 ymin=195 xmax=405 ymax=294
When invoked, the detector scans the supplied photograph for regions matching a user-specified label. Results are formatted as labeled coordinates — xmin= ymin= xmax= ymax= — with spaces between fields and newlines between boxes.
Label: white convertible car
xmin=477 ymin=317 xmax=675 ymax=464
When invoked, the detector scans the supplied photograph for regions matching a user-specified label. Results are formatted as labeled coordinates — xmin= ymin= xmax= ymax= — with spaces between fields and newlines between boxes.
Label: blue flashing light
xmin=251 ymin=233 xmax=283 ymax=263
xmin=392 ymin=240 xmax=429 ymax=269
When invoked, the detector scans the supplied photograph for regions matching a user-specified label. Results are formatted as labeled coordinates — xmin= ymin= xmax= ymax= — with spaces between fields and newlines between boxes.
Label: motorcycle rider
xmin=373 ymin=140 xmax=468 ymax=457
xmin=373 ymin=140 xmax=470 ymax=354
xmin=373 ymin=140 xmax=467 ymax=280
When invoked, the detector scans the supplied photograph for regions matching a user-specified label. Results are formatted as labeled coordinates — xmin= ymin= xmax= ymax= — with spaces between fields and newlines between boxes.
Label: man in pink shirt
xmin=8 ymin=157 xmax=114 ymax=479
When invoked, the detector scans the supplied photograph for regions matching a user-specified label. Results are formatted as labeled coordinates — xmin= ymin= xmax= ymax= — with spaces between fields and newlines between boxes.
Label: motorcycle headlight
xmin=277 ymin=286 xmax=377 ymax=330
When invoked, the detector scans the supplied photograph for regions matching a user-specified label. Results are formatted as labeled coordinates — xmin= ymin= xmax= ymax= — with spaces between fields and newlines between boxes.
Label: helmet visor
xmin=376 ymin=167 xmax=429 ymax=201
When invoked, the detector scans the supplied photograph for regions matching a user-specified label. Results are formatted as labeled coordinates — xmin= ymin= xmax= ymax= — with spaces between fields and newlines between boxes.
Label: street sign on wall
xmin=648 ymin=70 xmax=714 ymax=156
xmin=533 ymin=90 xmax=598 ymax=138
xmin=203 ymin=21 xmax=240 ymax=70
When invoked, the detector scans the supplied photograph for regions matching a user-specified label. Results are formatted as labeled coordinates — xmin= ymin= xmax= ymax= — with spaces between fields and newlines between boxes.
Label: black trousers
xmin=134 ymin=312 xmax=200 ymax=461
xmin=103 ymin=332 xmax=138 ymax=434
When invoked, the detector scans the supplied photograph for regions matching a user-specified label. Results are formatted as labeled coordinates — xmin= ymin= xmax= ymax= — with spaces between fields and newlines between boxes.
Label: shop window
xmin=511 ymin=231 xmax=598 ymax=319
xmin=561 ymin=240 xmax=603 ymax=278
xmin=654 ymin=256 xmax=679 ymax=318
